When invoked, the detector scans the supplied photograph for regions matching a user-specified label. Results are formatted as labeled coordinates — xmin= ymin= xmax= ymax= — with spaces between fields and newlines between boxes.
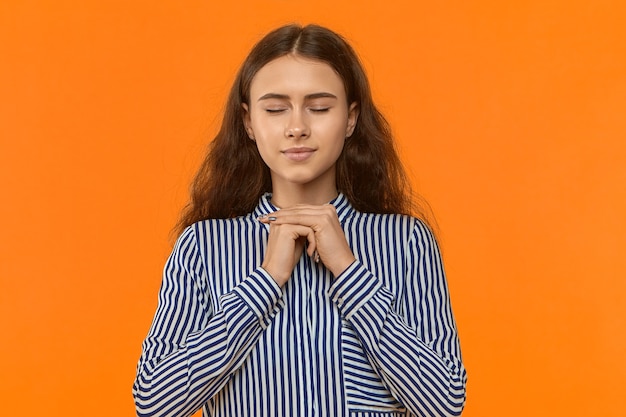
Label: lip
xmin=281 ymin=147 xmax=316 ymax=162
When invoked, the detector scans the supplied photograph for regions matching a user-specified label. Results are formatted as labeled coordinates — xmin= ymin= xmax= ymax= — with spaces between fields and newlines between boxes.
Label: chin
xmin=271 ymin=165 xmax=336 ymax=188
xmin=285 ymin=176 xmax=318 ymax=185
xmin=276 ymin=169 xmax=317 ymax=183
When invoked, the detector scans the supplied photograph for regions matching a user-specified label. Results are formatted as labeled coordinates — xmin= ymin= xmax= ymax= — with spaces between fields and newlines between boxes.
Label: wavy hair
xmin=174 ymin=24 xmax=434 ymax=237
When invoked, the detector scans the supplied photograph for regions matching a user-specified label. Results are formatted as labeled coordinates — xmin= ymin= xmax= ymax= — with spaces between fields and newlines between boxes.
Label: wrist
xmin=328 ymin=255 xmax=356 ymax=277
xmin=261 ymin=262 xmax=289 ymax=287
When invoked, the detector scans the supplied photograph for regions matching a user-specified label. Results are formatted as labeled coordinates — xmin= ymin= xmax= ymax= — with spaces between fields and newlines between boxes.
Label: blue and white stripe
xmin=134 ymin=193 xmax=467 ymax=417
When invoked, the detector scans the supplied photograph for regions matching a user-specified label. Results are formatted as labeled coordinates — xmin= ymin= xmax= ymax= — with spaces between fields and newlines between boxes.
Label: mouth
xmin=281 ymin=147 xmax=316 ymax=162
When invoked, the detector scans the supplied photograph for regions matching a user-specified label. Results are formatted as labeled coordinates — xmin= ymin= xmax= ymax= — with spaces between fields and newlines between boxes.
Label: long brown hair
xmin=174 ymin=24 xmax=435 ymax=237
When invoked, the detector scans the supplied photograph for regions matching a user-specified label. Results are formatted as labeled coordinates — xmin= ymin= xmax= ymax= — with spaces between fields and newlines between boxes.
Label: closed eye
xmin=310 ymin=107 xmax=330 ymax=113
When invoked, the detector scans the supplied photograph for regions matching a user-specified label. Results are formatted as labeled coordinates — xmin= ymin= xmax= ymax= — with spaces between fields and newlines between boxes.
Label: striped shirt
xmin=133 ymin=193 xmax=467 ymax=417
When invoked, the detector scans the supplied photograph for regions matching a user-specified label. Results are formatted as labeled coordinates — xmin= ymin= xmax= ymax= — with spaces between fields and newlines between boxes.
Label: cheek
xmin=250 ymin=120 xmax=275 ymax=138
xmin=325 ymin=111 xmax=350 ymax=134
xmin=252 ymin=137 xmax=278 ymax=168
xmin=254 ymin=140 xmax=272 ymax=159
xmin=325 ymin=121 xmax=350 ymax=148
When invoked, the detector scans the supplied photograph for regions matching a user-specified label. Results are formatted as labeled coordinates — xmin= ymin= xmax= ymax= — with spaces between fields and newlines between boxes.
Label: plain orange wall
xmin=1 ymin=1 xmax=625 ymax=416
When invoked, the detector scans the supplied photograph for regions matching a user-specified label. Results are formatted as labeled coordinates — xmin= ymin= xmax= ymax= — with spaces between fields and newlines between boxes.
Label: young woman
xmin=133 ymin=24 xmax=467 ymax=417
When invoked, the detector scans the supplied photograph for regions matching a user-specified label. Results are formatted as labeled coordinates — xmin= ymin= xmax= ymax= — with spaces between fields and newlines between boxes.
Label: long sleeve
xmin=133 ymin=226 xmax=284 ymax=417
xmin=328 ymin=220 xmax=467 ymax=417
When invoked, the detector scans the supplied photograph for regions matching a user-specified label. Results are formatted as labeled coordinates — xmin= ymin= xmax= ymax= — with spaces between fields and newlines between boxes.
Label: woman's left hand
xmin=259 ymin=204 xmax=355 ymax=277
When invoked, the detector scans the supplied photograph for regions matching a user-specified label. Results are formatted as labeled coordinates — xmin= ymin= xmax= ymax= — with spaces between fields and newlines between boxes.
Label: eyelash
xmin=265 ymin=108 xmax=330 ymax=114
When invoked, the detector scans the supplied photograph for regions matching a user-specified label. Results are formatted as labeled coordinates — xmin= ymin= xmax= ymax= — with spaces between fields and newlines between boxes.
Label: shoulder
xmin=345 ymin=211 xmax=423 ymax=240
xmin=171 ymin=214 xmax=258 ymax=249
xmin=348 ymin=211 xmax=420 ymax=230
xmin=349 ymin=211 xmax=438 ymax=244
xmin=185 ymin=213 xmax=257 ymax=235
xmin=170 ymin=214 xmax=260 ymax=262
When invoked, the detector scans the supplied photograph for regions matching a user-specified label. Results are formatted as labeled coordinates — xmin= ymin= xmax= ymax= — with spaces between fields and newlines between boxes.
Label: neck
xmin=270 ymin=181 xmax=338 ymax=208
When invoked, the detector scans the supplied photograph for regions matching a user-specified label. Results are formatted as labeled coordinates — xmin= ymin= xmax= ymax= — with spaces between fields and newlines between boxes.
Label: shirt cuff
xmin=327 ymin=261 xmax=383 ymax=320
xmin=233 ymin=267 xmax=284 ymax=328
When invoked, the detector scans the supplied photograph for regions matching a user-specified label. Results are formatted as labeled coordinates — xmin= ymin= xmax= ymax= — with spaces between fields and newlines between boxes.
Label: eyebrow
xmin=257 ymin=92 xmax=338 ymax=101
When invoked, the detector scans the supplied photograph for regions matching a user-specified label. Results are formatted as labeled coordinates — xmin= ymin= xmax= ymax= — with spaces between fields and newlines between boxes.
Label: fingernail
xmin=268 ymin=216 xmax=277 ymax=221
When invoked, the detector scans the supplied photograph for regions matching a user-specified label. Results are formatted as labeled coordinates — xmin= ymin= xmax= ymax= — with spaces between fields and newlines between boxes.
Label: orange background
xmin=1 ymin=1 xmax=625 ymax=416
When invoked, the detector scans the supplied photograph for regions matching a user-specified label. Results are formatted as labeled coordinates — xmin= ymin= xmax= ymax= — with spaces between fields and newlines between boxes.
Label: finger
xmin=305 ymin=229 xmax=317 ymax=257
xmin=268 ymin=223 xmax=316 ymax=243
xmin=260 ymin=208 xmax=339 ymax=229
xmin=270 ymin=204 xmax=337 ymax=217
xmin=258 ymin=204 xmax=336 ymax=219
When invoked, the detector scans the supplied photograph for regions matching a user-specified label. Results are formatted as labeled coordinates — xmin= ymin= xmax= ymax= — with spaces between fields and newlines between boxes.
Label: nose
xmin=284 ymin=110 xmax=310 ymax=139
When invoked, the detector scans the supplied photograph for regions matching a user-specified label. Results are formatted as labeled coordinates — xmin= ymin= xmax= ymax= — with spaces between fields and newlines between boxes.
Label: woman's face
xmin=243 ymin=55 xmax=358 ymax=194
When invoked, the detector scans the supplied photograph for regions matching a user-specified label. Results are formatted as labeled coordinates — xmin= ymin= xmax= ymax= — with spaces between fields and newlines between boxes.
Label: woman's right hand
xmin=260 ymin=220 xmax=316 ymax=286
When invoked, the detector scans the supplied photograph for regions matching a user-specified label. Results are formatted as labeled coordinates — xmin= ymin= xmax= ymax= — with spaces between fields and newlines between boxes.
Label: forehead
xmin=249 ymin=55 xmax=346 ymax=100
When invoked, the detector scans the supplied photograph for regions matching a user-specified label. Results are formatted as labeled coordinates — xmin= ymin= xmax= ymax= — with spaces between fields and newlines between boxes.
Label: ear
xmin=346 ymin=102 xmax=359 ymax=137
xmin=241 ymin=103 xmax=255 ymax=140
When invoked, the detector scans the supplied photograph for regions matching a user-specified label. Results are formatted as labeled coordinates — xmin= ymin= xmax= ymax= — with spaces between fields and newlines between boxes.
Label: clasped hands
xmin=258 ymin=204 xmax=356 ymax=287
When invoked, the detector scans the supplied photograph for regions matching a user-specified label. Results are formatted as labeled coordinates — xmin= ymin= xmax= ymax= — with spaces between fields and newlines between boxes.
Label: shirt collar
xmin=253 ymin=192 xmax=355 ymax=223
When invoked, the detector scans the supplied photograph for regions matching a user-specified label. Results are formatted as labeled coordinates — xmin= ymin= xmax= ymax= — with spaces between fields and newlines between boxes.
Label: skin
xmin=242 ymin=54 xmax=359 ymax=286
